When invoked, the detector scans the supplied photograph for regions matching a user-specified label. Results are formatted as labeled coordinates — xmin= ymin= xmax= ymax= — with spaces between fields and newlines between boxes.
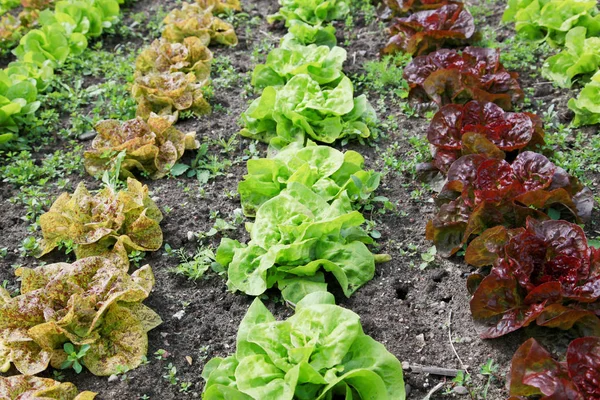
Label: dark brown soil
xmin=0 ymin=0 xmax=598 ymax=399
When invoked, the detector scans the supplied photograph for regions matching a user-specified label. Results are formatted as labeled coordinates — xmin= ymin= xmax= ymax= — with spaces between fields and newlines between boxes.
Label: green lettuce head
xmin=268 ymin=0 xmax=350 ymax=27
xmin=217 ymin=181 xmax=388 ymax=304
xmin=238 ymin=141 xmax=380 ymax=217
xmin=241 ymin=74 xmax=377 ymax=147
xmin=568 ymin=69 xmax=600 ymax=126
xmin=202 ymin=292 xmax=405 ymax=400
xmin=0 ymin=257 xmax=161 ymax=376
xmin=38 ymin=178 xmax=163 ymax=267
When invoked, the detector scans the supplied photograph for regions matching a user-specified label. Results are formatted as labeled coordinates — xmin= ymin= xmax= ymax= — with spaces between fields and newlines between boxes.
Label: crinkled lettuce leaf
xmin=280 ymin=21 xmax=337 ymax=48
xmin=217 ymin=182 xmax=385 ymax=303
xmin=39 ymin=178 xmax=163 ymax=267
xmin=252 ymin=43 xmax=346 ymax=89
xmin=0 ymin=375 xmax=96 ymax=399
xmin=241 ymin=74 xmax=377 ymax=147
xmin=84 ymin=113 xmax=199 ymax=179
xmin=508 ymin=337 xmax=600 ymax=399
xmin=195 ymin=0 xmax=242 ymax=14
xmin=383 ymin=3 xmax=476 ymax=56
xmin=202 ymin=292 xmax=405 ymax=400
xmin=132 ymin=71 xmax=211 ymax=119
xmin=404 ymin=47 xmax=524 ymax=110
xmin=136 ymin=37 xmax=213 ymax=81
xmin=162 ymin=2 xmax=237 ymax=46
xmin=268 ymin=0 xmax=350 ymax=27
xmin=238 ymin=141 xmax=380 ymax=216
xmin=0 ymin=257 xmax=161 ymax=376
xmin=466 ymin=218 xmax=600 ymax=338
xmin=568 ymin=70 xmax=600 ymax=127
xmin=503 ymin=0 xmax=600 ymax=45
xmin=542 ymin=26 xmax=600 ymax=88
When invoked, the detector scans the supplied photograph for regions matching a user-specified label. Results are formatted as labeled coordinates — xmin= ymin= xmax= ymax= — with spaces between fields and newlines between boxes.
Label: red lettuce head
xmin=427 ymin=101 xmax=545 ymax=172
xmin=383 ymin=3 xmax=475 ymax=55
xmin=426 ymin=152 xmax=593 ymax=257
xmin=383 ymin=0 xmax=461 ymax=16
xmin=403 ymin=47 xmax=524 ymax=110
xmin=466 ymin=218 xmax=600 ymax=338
xmin=509 ymin=337 xmax=600 ymax=399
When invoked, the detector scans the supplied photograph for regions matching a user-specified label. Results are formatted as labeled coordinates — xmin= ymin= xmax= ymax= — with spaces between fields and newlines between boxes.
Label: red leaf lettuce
xmin=403 ymin=47 xmax=524 ymax=110
xmin=466 ymin=218 xmax=600 ymax=338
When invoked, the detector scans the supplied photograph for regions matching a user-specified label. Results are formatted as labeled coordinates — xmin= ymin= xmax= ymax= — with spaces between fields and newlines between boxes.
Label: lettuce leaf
xmin=39 ymin=178 xmax=163 ymax=267
xmin=542 ymin=26 xmax=600 ymax=88
xmin=238 ymin=141 xmax=380 ymax=216
xmin=0 ymin=257 xmax=161 ymax=376
xmin=241 ymin=74 xmax=377 ymax=147
xmin=280 ymin=21 xmax=337 ymax=48
xmin=503 ymin=0 xmax=600 ymax=45
xmin=467 ymin=218 xmax=600 ymax=338
xmin=162 ymin=2 xmax=237 ymax=46
xmin=84 ymin=113 xmax=200 ymax=179
xmin=508 ymin=337 xmax=600 ymax=398
xmin=136 ymin=37 xmax=213 ymax=81
xmin=568 ymin=70 xmax=600 ymax=127
xmin=384 ymin=3 xmax=476 ymax=56
xmin=217 ymin=181 xmax=386 ymax=303
xmin=0 ymin=375 xmax=96 ymax=399
xmin=252 ymin=43 xmax=346 ymax=88
xmin=202 ymin=292 xmax=405 ymax=400
xmin=268 ymin=0 xmax=350 ymax=27
xmin=132 ymin=71 xmax=211 ymax=119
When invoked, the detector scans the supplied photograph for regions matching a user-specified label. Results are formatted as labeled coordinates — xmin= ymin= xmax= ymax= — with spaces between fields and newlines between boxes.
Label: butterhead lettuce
xmin=201 ymin=292 xmax=405 ymax=400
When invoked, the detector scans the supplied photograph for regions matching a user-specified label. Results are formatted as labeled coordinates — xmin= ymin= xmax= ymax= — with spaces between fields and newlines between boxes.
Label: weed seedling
xmin=60 ymin=343 xmax=90 ymax=374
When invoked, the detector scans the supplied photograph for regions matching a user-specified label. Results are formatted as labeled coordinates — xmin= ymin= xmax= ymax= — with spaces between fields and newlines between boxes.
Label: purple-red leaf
xmin=383 ymin=3 xmax=475 ymax=55
xmin=404 ymin=48 xmax=524 ymax=110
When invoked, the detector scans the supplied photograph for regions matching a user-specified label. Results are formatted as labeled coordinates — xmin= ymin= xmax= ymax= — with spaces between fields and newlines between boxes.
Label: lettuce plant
xmin=404 ymin=47 xmax=524 ymax=110
xmin=0 ymin=375 xmax=96 ymax=399
xmin=195 ymin=0 xmax=242 ymax=14
xmin=0 ymin=69 xmax=41 ymax=144
xmin=136 ymin=37 xmax=213 ymax=81
xmin=132 ymin=71 xmax=211 ymax=119
xmin=38 ymin=0 xmax=120 ymax=39
xmin=14 ymin=23 xmax=87 ymax=67
xmin=202 ymin=292 xmax=406 ymax=400
xmin=542 ymin=26 xmax=600 ymax=88
xmin=383 ymin=3 xmax=475 ymax=56
xmin=503 ymin=0 xmax=600 ymax=45
xmin=241 ymin=74 xmax=377 ymax=147
xmin=252 ymin=43 xmax=346 ymax=89
xmin=466 ymin=218 xmax=600 ymax=338
xmin=426 ymin=151 xmax=593 ymax=256
xmin=84 ymin=114 xmax=200 ymax=180
xmin=427 ymin=100 xmax=545 ymax=172
xmin=38 ymin=178 xmax=163 ymax=267
xmin=508 ymin=337 xmax=600 ymax=399
xmin=568 ymin=70 xmax=600 ymax=127
xmin=268 ymin=0 xmax=350 ymax=27
xmin=0 ymin=257 xmax=161 ymax=376
xmin=280 ymin=20 xmax=337 ymax=48
xmin=238 ymin=141 xmax=380 ymax=216
xmin=383 ymin=0 xmax=456 ymax=16
xmin=217 ymin=182 xmax=388 ymax=303
xmin=162 ymin=2 xmax=238 ymax=46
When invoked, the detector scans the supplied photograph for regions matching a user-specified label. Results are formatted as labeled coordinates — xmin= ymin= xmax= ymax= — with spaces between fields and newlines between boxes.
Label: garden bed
xmin=0 ymin=0 xmax=598 ymax=398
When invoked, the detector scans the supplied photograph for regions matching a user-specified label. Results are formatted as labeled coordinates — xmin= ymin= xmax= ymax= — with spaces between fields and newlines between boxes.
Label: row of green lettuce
xmin=0 ymin=0 xmax=127 ymax=145
xmin=201 ymin=0 xmax=407 ymax=399
xmin=504 ymin=0 xmax=600 ymax=126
